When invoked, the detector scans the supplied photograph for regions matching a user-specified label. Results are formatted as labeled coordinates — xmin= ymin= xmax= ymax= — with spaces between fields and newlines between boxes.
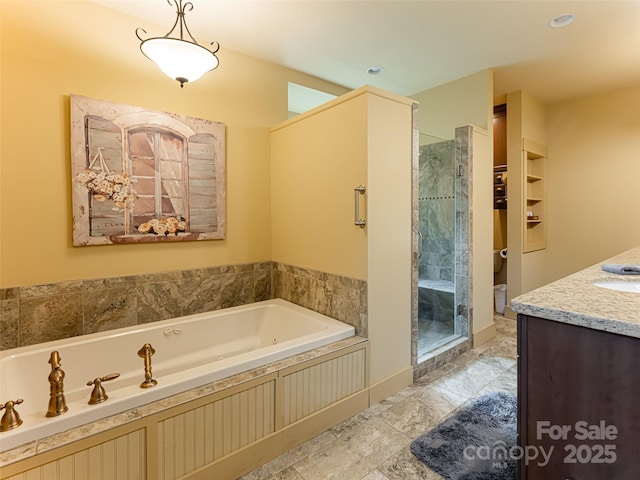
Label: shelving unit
xmin=522 ymin=139 xmax=547 ymax=252
xmin=493 ymin=164 xmax=507 ymax=209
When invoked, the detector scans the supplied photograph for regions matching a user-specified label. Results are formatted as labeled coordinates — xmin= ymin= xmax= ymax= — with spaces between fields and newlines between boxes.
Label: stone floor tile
xmin=377 ymin=384 xmax=468 ymax=439
xmin=239 ymin=431 xmax=337 ymax=480
xmin=377 ymin=448 xmax=445 ymax=480
xmin=292 ymin=417 xmax=410 ymax=480
xmin=360 ymin=469 xmax=392 ymax=480
xmin=243 ymin=313 xmax=518 ymax=480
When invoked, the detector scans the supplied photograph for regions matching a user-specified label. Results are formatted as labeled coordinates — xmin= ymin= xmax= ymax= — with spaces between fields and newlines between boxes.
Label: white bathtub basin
xmin=592 ymin=279 xmax=640 ymax=293
xmin=0 ymin=299 xmax=355 ymax=452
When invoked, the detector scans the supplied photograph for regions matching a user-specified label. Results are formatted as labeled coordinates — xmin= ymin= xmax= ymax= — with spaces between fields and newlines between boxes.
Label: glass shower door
xmin=417 ymin=135 xmax=457 ymax=356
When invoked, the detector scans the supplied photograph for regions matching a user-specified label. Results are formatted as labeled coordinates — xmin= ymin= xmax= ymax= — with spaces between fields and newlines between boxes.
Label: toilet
xmin=493 ymin=249 xmax=507 ymax=314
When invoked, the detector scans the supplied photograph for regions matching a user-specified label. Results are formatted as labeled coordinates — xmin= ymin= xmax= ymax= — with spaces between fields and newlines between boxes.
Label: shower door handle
xmin=354 ymin=185 xmax=366 ymax=228
xmin=418 ymin=231 xmax=423 ymax=258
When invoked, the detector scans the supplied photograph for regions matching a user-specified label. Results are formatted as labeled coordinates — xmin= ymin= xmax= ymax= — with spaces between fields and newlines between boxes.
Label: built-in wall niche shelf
xmin=493 ymin=164 xmax=507 ymax=210
xmin=522 ymin=138 xmax=547 ymax=252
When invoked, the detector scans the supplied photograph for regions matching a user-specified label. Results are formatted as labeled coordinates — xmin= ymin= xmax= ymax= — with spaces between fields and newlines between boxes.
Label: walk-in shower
xmin=418 ymin=136 xmax=456 ymax=353
xmin=416 ymin=127 xmax=470 ymax=364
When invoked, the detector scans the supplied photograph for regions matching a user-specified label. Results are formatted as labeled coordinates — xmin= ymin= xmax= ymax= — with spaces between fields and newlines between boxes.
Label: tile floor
xmin=241 ymin=315 xmax=517 ymax=480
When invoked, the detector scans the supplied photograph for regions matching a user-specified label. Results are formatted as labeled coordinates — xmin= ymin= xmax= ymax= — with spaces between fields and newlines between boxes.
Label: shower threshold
xmin=418 ymin=334 xmax=467 ymax=363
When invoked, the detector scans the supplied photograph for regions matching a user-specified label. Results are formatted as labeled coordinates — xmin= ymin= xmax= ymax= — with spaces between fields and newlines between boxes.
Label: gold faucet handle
xmin=0 ymin=398 xmax=23 ymax=409
xmin=86 ymin=373 xmax=120 ymax=405
xmin=49 ymin=351 xmax=62 ymax=368
xmin=0 ymin=399 xmax=24 ymax=432
xmin=100 ymin=373 xmax=121 ymax=383
xmin=137 ymin=343 xmax=156 ymax=357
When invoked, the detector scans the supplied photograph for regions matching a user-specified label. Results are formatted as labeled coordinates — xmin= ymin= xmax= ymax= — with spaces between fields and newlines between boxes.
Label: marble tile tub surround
xmin=0 ymin=261 xmax=367 ymax=351
xmin=511 ymin=245 xmax=640 ymax=338
xmin=0 ymin=262 xmax=272 ymax=350
xmin=274 ymin=263 xmax=368 ymax=337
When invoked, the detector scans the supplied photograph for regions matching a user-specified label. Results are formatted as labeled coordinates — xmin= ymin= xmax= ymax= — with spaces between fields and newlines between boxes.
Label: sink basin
xmin=592 ymin=279 xmax=640 ymax=293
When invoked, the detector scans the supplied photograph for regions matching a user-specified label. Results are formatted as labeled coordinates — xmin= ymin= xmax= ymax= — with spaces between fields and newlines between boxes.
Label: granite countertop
xmin=511 ymin=245 xmax=640 ymax=338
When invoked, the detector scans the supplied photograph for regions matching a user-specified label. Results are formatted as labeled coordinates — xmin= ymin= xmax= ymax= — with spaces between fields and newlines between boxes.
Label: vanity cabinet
xmin=517 ymin=314 xmax=640 ymax=479
xmin=522 ymin=139 xmax=546 ymax=252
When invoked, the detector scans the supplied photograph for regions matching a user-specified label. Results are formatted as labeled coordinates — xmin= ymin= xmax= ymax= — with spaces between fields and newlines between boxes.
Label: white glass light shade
xmin=140 ymin=37 xmax=219 ymax=84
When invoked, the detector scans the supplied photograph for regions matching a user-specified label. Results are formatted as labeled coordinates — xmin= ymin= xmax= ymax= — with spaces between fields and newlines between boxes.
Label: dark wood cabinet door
xmin=518 ymin=314 xmax=640 ymax=479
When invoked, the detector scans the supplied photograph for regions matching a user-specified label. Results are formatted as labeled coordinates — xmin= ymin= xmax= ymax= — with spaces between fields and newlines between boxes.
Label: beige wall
xmin=411 ymin=69 xmax=494 ymax=139
xmin=411 ymin=70 xmax=496 ymax=341
xmin=469 ymin=126 xmax=494 ymax=341
xmin=524 ymin=85 xmax=640 ymax=290
xmin=505 ymin=86 xmax=640 ymax=302
xmin=517 ymin=93 xmax=548 ymax=294
xmin=0 ymin=0 xmax=346 ymax=288
xmin=272 ymin=86 xmax=415 ymax=386
xmin=366 ymin=91 xmax=414 ymax=385
xmin=270 ymin=91 xmax=368 ymax=280
xmin=505 ymin=90 xmax=548 ymax=304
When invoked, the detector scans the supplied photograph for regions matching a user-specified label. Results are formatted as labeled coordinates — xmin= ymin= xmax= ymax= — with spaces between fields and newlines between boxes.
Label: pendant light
xmin=136 ymin=0 xmax=220 ymax=88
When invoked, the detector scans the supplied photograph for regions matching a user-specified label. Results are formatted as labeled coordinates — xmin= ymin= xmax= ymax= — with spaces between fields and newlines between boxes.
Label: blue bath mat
xmin=410 ymin=391 xmax=517 ymax=480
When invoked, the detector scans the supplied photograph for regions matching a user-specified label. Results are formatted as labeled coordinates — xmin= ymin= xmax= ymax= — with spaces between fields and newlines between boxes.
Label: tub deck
xmin=0 ymin=334 xmax=367 ymax=470
xmin=0 ymin=300 xmax=355 ymax=455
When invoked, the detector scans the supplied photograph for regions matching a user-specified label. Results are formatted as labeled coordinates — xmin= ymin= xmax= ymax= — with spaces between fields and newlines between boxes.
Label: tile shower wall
xmin=418 ymin=140 xmax=455 ymax=281
xmin=0 ymin=262 xmax=367 ymax=350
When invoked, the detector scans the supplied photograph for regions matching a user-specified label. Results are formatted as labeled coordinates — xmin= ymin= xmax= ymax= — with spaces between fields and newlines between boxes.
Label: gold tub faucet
xmin=46 ymin=351 xmax=68 ymax=417
xmin=138 ymin=343 xmax=158 ymax=388
xmin=87 ymin=373 xmax=120 ymax=405
xmin=0 ymin=398 xmax=24 ymax=431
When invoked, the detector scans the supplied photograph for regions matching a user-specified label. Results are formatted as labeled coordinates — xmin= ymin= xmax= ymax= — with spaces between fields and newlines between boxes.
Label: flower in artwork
xmin=153 ymin=223 xmax=168 ymax=235
xmin=74 ymin=148 xmax=137 ymax=212
xmin=76 ymin=171 xmax=91 ymax=184
xmin=136 ymin=216 xmax=187 ymax=236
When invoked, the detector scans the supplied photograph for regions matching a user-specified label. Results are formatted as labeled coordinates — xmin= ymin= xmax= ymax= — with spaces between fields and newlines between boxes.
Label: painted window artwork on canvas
xmin=70 ymin=94 xmax=225 ymax=246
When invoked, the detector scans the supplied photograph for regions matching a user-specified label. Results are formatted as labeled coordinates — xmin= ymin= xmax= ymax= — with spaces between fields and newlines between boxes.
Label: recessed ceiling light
xmin=549 ymin=13 xmax=575 ymax=28
xmin=367 ymin=66 xmax=385 ymax=75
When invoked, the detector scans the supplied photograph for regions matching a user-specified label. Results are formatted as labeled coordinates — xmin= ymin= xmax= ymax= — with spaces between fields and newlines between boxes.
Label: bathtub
xmin=0 ymin=299 xmax=355 ymax=453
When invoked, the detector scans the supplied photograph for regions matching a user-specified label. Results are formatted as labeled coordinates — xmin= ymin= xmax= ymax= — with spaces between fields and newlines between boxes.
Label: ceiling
xmin=92 ymin=0 xmax=640 ymax=105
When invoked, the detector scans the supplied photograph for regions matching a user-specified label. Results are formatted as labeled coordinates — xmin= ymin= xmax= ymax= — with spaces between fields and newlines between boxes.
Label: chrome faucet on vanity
xmin=138 ymin=343 xmax=158 ymax=388
xmin=46 ymin=351 xmax=68 ymax=417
